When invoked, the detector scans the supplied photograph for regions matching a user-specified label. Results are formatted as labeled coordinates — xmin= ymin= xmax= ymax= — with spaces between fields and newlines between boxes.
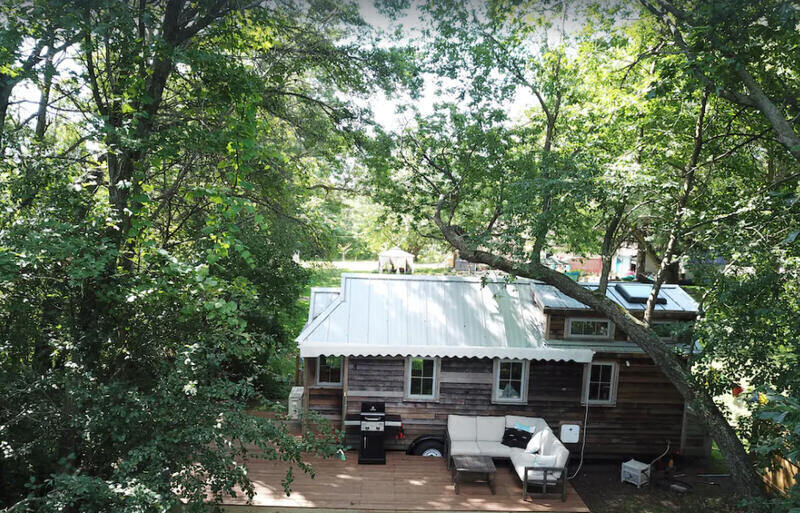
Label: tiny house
xmin=296 ymin=273 xmax=708 ymax=460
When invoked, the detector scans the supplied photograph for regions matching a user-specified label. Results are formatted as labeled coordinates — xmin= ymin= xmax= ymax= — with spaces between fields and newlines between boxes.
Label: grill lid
xmin=360 ymin=401 xmax=385 ymax=416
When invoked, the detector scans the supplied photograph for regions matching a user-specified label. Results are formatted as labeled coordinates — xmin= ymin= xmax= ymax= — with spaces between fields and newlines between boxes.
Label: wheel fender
xmin=406 ymin=434 xmax=446 ymax=455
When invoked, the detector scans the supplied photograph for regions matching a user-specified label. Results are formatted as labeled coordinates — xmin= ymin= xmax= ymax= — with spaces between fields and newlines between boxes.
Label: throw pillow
xmin=525 ymin=429 xmax=546 ymax=453
xmin=501 ymin=428 xmax=532 ymax=448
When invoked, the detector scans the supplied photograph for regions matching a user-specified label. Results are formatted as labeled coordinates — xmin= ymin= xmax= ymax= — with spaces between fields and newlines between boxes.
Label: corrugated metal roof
xmin=307 ymin=287 xmax=340 ymax=324
xmin=297 ymin=274 xmax=594 ymax=363
xmin=531 ymin=282 xmax=699 ymax=313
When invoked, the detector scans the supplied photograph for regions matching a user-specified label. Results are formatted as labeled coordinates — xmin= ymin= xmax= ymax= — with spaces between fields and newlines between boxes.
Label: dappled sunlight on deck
xmin=221 ymin=451 xmax=589 ymax=512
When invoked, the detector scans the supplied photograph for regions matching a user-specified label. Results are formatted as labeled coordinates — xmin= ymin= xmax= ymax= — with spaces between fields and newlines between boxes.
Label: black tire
xmin=412 ymin=440 xmax=445 ymax=457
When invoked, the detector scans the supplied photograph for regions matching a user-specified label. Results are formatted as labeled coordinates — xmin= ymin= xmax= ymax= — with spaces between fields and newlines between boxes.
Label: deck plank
xmin=220 ymin=452 xmax=589 ymax=512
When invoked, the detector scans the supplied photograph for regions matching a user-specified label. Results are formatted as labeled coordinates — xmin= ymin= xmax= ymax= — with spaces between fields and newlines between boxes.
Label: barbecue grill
xmin=359 ymin=401 xmax=386 ymax=464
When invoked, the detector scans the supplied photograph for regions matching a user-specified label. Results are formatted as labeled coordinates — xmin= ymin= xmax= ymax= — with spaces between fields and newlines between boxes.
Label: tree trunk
xmin=0 ymin=39 xmax=48 ymax=150
xmin=35 ymin=48 xmax=55 ymax=141
xmin=433 ymin=211 xmax=764 ymax=498
xmin=599 ymin=254 xmax=613 ymax=292
xmin=734 ymin=66 xmax=800 ymax=163
xmin=599 ymin=202 xmax=625 ymax=294
xmin=644 ymin=90 xmax=707 ymax=324
xmin=0 ymin=80 xmax=12 ymax=149
xmin=635 ymin=246 xmax=647 ymax=282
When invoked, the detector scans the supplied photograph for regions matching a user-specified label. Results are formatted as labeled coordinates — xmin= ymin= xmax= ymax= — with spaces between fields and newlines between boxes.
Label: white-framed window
xmin=316 ymin=356 xmax=342 ymax=386
xmin=492 ymin=359 xmax=529 ymax=404
xmin=567 ymin=317 xmax=614 ymax=340
xmin=582 ymin=361 xmax=619 ymax=406
xmin=405 ymin=356 xmax=439 ymax=400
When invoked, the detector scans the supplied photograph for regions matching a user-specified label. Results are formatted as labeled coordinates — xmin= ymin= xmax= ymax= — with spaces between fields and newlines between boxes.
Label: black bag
xmin=501 ymin=427 xmax=532 ymax=448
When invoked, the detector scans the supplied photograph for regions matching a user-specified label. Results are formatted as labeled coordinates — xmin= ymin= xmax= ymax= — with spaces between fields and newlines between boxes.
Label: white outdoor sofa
xmin=445 ymin=414 xmax=569 ymax=501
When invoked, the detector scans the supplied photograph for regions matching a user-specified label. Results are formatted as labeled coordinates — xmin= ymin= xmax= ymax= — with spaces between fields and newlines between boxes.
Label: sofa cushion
xmin=504 ymin=415 xmax=550 ymax=433
xmin=508 ymin=447 xmax=527 ymax=459
xmin=518 ymin=468 xmax=562 ymax=482
xmin=533 ymin=454 xmax=558 ymax=468
xmin=448 ymin=415 xmax=477 ymax=441
xmin=511 ymin=450 xmax=562 ymax=482
xmin=477 ymin=441 xmax=513 ymax=458
xmin=476 ymin=416 xmax=506 ymax=441
xmin=450 ymin=440 xmax=481 ymax=456
xmin=510 ymin=447 xmax=535 ymax=468
xmin=501 ymin=428 xmax=532 ymax=448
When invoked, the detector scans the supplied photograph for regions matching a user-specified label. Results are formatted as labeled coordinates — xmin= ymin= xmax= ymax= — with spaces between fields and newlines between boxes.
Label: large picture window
xmin=567 ymin=318 xmax=613 ymax=339
xmin=406 ymin=357 xmax=438 ymax=400
xmin=316 ymin=356 xmax=342 ymax=386
xmin=492 ymin=359 xmax=528 ymax=404
xmin=582 ymin=362 xmax=618 ymax=406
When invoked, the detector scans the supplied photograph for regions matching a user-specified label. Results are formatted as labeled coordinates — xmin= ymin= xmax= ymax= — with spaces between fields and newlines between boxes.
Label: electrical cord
xmin=650 ymin=440 xmax=670 ymax=468
xmin=567 ymin=397 xmax=590 ymax=480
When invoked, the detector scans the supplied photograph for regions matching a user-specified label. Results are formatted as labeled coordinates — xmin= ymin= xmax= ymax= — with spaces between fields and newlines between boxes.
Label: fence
xmin=763 ymin=455 xmax=799 ymax=495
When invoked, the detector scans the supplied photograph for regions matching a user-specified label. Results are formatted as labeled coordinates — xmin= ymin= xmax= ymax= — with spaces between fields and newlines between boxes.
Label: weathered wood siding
xmin=546 ymin=310 xmax=697 ymax=341
xmin=304 ymin=357 xmax=343 ymax=425
xmin=332 ymin=355 xmax=708 ymax=460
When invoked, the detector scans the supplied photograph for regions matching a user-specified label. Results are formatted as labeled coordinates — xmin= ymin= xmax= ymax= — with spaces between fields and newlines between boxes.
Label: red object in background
xmin=732 ymin=385 xmax=743 ymax=397
xmin=568 ymin=257 xmax=603 ymax=274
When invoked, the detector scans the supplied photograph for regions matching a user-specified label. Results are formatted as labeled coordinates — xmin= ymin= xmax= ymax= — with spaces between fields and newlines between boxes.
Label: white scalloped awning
xmin=299 ymin=343 xmax=592 ymax=362
xmin=297 ymin=273 xmax=594 ymax=363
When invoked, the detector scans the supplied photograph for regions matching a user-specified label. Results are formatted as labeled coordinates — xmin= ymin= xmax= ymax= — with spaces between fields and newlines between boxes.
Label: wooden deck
xmin=221 ymin=451 xmax=589 ymax=512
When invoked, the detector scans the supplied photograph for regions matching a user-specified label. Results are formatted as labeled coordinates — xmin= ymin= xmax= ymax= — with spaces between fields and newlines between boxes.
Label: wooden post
xmin=544 ymin=313 xmax=551 ymax=339
xmin=341 ymin=356 xmax=349 ymax=433
xmin=302 ymin=357 xmax=313 ymax=429
xmin=680 ymin=402 xmax=689 ymax=455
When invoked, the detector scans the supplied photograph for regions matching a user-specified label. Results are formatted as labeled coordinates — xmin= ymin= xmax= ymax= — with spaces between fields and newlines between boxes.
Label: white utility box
xmin=621 ymin=459 xmax=651 ymax=488
xmin=560 ymin=424 xmax=580 ymax=444
xmin=287 ymin=386 xmax=304 ymax=420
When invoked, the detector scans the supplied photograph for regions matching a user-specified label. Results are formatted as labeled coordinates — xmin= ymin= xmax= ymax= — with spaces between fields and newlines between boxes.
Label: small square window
xmin=493 ymin=359 xmax=528 ymax=404
xmin=317 ymin=356 xmax=342 ymax=385
xmin=406 ymin=357 xmax=438 ymax=400
xmin=583 ymin=362 xmax=618 ymax=406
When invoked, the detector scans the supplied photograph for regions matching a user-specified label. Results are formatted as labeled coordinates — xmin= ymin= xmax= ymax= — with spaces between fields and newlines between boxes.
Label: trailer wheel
xmin=412 ymin=440 xmax=444 ymax=457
